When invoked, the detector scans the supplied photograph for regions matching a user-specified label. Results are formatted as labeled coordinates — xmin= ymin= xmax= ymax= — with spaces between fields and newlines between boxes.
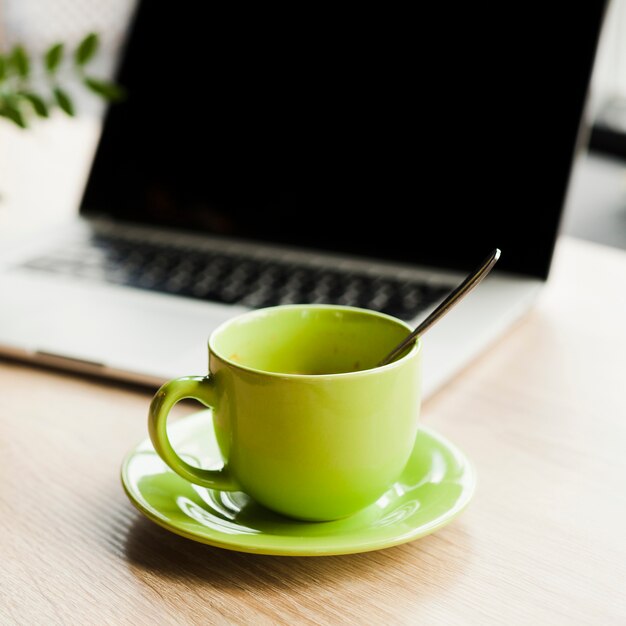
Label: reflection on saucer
xmin=122 ymin=411 xmax=475 ymax=556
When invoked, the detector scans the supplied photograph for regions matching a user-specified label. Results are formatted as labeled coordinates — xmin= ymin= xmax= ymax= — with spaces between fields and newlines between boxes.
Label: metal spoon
xmin=378 ymin=248 xmax=501 ymax=367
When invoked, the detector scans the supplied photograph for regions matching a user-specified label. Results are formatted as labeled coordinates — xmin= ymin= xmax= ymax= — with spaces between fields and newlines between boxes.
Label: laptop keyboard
xmin=19 ymin=234 xmax=451 ymax=321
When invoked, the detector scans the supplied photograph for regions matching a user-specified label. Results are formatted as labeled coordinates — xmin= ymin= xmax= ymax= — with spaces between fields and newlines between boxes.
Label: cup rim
xmin=208 ymin=303 xmax=421 ymax=380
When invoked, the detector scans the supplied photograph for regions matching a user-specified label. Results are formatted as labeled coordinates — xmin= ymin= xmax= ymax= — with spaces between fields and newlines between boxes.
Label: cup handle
xmin=148 ymin=375 xmax=239 ymax=491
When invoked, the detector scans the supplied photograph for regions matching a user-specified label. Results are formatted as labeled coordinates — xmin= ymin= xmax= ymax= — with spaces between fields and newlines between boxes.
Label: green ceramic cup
xmin=148 ymin=304 xmax=421 ymax=521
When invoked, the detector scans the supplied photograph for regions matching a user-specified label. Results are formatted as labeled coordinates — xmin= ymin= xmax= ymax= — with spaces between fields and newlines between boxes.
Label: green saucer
xmin=121 ymin=411 xmax=475 ymax=556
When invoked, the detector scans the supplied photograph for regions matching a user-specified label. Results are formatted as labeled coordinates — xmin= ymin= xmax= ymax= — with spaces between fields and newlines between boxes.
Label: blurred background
xmin=1 ymin=0 xmax=626 ymax=251
xmin=563 ymin=0 xmax=626 ymax=251
xmin=0 ymin=0 xmax=137 ymax=236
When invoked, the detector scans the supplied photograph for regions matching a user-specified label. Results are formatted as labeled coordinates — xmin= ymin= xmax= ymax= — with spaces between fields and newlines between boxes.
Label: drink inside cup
xmin=214 ymin=305 xmax=411 ymax=376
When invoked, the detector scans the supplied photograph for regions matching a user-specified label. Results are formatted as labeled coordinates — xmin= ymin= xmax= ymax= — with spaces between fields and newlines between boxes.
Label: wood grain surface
xmin=1 ymin=236 xmax=625 ymax=625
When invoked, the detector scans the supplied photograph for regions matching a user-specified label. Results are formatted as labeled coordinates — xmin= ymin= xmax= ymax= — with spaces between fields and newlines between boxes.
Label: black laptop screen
xmin=80 ymin=3 xmax=606 ymax=278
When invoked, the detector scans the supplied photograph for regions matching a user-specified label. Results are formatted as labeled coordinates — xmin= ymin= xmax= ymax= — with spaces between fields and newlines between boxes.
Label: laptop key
xmin=18 ymin=234 xmax=450 ymax=320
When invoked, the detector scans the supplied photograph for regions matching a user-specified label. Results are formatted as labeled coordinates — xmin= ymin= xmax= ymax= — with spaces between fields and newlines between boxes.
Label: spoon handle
xmin=378 ymin=248 xmax=501 ymax=367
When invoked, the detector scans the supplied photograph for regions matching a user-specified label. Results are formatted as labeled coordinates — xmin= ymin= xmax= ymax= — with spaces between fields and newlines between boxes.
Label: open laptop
xmin=0 ymin=3 xmax=607 ymax=396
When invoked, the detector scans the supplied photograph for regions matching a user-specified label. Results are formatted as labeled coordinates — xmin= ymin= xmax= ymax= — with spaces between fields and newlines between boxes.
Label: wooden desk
xmin=1 ymin=236 xmax=625 ymax=624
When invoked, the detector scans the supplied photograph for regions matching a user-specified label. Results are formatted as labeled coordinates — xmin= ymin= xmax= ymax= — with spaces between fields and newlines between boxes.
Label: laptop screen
xmin=80 ymin=2 xmax=607 ymax=279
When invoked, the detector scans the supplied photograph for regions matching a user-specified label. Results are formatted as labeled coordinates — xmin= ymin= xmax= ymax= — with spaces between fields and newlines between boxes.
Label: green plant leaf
xmin=45 ymin=43 xmax=64 ymax=73
xmin=83 ymin=77 xmax=125 ymax=101
xmin=0 ymin=102 xmax=27 ymax=128
xmin=21 ymin=92 xmax=49 ymax=117
xmin=74 ymin=33 xmax=99 ymax=66
xmin=10 ymin=45 xmax=29 ymax=78
xmin=53 ymin=87 xmax=75 ymax=116
xmin=0 ymin=55 xmax=6 ymax=82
